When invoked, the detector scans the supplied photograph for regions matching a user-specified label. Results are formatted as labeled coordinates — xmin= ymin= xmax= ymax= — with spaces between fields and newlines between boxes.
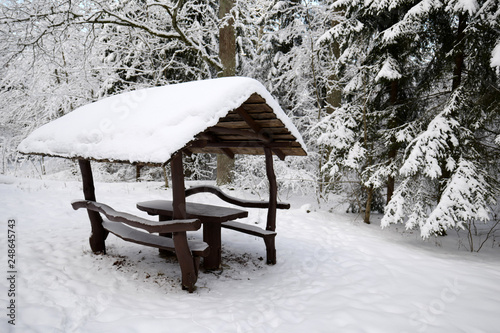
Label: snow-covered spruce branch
xmin=382 ymin=157 xmax=497 ymax=241
xmin=399 ymin=89 xmax=464 ymax=179
xmin=423 ymin=158 xmax=494 ymax=237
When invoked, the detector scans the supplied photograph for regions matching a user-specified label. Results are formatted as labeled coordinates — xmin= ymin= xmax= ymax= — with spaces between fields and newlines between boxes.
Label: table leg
xmin=158 ymin=215 xmax=173 ymax=238
xmin=203 ymin=222 xmax=222 ymax=270
xmin=158 ymin=215 xmax=174 ymax=256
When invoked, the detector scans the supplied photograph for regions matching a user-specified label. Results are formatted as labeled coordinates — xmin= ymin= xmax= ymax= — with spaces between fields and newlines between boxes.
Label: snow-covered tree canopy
xmin=316 ymin=0 xmax=500 ymax=236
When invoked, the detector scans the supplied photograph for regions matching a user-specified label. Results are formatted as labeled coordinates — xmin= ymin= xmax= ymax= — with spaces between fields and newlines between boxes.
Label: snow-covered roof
xmin=18 ymin=77 xmax=307 ymax=165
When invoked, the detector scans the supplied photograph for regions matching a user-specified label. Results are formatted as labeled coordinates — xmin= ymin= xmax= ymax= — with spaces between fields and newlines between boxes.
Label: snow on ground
xmin=1 ymin=175 xmax=500 ymax=333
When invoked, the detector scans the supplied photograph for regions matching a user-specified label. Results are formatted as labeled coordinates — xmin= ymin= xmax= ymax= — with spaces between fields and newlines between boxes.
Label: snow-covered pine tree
xmin=317 ymin=0 xmax=426 ymax=222
xmin=382 ymin=0 xmax=500 ymax=242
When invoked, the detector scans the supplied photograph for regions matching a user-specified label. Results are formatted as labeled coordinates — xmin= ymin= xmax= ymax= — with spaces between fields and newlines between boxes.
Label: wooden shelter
xmin=19 ymin=77 xmax=307 ymax=291
xmin=187 ymin=92 xmax=305 ymax=159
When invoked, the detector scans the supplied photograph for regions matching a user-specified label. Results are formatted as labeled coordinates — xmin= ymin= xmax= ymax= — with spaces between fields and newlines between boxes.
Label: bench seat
xmin=102 ymin=220 xmax=209 ymax=256
xmin=221 ymin=221 xmax=277 ymax=264
xmin=185 ymin=185 xmax=288 ymax=265
xmin=222 ymin=221 xmax=277 ymax=237
xmin=72 ymin=200 xmax=208 ymax=292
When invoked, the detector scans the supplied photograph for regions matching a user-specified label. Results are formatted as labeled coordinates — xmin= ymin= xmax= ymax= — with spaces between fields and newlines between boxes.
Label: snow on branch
xmin=84 ymin=2 xmax=222 ymax=72
xmin=381 ymin=177 xmax=434 ymax=232
xmin=422 ymin=158 xmax=494 ymax=237
xmin=400 ymin=89 xmax=464 ymax=179
xmin=445 ymin=0 xmax=479 ymax=15
xmin=316 ymin=16 xmax=362 ymax=46
xmin=382 ymin=158 xmax=495 ymax=239
xmin=491 ymin=41 xmax=500 ymax=68
xmin=375 ymin=56 xmax=402 ymax=82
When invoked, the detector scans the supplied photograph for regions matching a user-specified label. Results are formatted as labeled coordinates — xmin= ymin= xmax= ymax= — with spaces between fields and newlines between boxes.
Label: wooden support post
xmin=170 ymin=152 xmax=186 ymax=219
xmin=264 ymin=147 xmax=277 ymax=232
xmin=170 ymin=152 xmax=199 ymax=291
xmin=78 ymin=159 xmax=108 ymax=254
xmin=264 ymin=236 xmax=276 ymax=265
xmin=159 ymin=153 xmax=186 ymax=244
xmin=264 ymin=147 xmax=278 ymax=264
xmin=172 ymin=230 xmax=198 ymax=292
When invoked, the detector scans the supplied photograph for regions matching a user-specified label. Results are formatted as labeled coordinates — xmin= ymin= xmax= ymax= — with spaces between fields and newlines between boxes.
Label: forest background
xmin=1 ymin=0 xmax=499 ymax=247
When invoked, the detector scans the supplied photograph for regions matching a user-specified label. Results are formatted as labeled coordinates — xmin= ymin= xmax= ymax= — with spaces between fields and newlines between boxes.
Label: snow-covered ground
xmin=1 ymin=175 xmax=499 ymax=333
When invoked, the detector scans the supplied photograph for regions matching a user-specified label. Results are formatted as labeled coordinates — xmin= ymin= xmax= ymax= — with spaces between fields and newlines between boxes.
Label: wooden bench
xmin=185 ymin=185 xmax=290 ymax=264
xmin=72 ymin=200 xmax=209 ymax=292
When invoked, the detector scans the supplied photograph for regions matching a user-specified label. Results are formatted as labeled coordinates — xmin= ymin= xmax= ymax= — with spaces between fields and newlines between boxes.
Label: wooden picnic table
xmin=137 ymin=200 xmax=248 ymax=270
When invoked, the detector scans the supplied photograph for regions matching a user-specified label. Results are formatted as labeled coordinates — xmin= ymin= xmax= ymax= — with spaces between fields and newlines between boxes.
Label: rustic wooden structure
xmin=137 ymin=199 xmax=248 ymax=270
xmin=72 ymin=200 xmax=209 ymax=292
xmin=184 ymin=184 xmax=290 ymax=265
xmin=186 ymin=94 xmax=305 ymax=159
xmin=140 ymin=94 xmax=305 ymax=268
xmin=18 ymin=78 xmax=307 ymax=292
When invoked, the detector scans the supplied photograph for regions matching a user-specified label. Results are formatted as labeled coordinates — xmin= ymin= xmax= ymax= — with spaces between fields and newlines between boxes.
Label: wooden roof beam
xmin=208 ymin=126 xmax=271 ymax=142
xmin=189 ymin=141 xmax=296 ymax=149
xmin=220 ymin=148 xmax=235 ymax=159
xmin=193 ymin=104 xmax=295 ymax=160
xmin=190 ymin=135 xmax=235 ymax=160
xmin=235 ymin=107 xmax=263 ymax=134
xmin=235 ymin=106 xmax=287 ymax=159
xmin=271 ymin=148 xmax=286 ymax=161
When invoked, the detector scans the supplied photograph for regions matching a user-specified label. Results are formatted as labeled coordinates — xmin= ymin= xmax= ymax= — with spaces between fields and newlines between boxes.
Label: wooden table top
xmin=137 ymin=200 xmax=248 ymax=223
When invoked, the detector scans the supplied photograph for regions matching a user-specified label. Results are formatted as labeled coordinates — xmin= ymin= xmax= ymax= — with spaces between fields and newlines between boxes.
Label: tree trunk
xmin=439 ymin=13 xmax=467 ymax=198
xmin=136 ymin=164 xmax=143 ymax=182
xmin=364 ymin=185 xmax=373 ymax=224
xmin=162 ymin=165 xmax=169 ymax=188
xmin=218 ymin=0 xmax=236 ymax=77
xmin=386 ymin=148 xmax=396 ymax=203
xmin=216 ymin=155 xmax=234 ymax=186
xmin=319 ymin=10 xmax=343 ymax=194
xmin=216 ymin=0 xmax=236 ymax=185
xmin=325 ymin=12 xmax=342 ymax=115
xmin=387 ymin=80 xmax=399 ymax=204
xmin=362 ymin=85 xmax=373 ymax=224
xmin=452 ymin=13 xmax=467 ymax=91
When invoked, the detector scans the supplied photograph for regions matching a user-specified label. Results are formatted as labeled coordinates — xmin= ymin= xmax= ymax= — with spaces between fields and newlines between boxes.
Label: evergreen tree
xmin=318 ymin=0 xmax=499 ymax=234
xmin=382 ymin=0 xmax=500 ymax=240
xmin=317 ymin=0 xmax=424 ymax=222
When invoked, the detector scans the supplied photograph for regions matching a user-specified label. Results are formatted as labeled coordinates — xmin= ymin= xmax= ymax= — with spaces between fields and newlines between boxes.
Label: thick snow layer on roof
xmin=19 ymin=77 xmax=306 ymax=164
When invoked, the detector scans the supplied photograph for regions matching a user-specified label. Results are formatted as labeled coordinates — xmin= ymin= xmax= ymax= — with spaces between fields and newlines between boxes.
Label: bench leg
xmin=193 ymin=255 xmax=201 ymax=277
xmin=172 ymin=231 xmax=198 ymax=292
xmin=264 ymin=235 xmax=276 ymax=265
xmin=78 ymin=159 xmax=108 ymax=254
xmin=158 ymin=215 xmax=174 ymax=256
